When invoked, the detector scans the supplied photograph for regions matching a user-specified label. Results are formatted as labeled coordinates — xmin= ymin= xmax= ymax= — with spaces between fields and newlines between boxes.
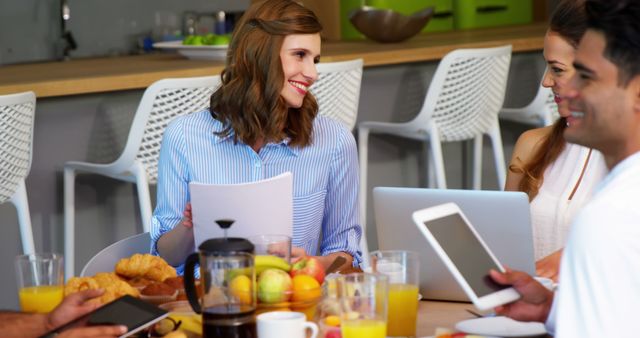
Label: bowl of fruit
xmin=253 ymin=255 xmax=325 ymax=320
xmin=153 ymin=33 xmax=231 ymax=60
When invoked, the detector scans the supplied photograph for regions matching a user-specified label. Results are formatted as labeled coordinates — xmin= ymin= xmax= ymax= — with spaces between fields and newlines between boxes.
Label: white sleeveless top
xmin=529 ymin=143 xmax=608 ymax=260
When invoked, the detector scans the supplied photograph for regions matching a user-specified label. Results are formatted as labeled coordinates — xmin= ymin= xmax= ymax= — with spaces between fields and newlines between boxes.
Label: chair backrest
xmin=529 ymin=84 xmax=559 ymax=126
xmin=500 ymin=76 xmax=560 ymax=127
xmin=413 ymin=45 xmax=512 ymax=142
xmin=81 ymin=232 xmax=151 ymax=277
xmin=0 ymin=91 xmax=36 ymax=204
xmin=112 ymin=76 xmax=221 ymax=183
xmin=311 ymin=59 xmax=364 ymax=130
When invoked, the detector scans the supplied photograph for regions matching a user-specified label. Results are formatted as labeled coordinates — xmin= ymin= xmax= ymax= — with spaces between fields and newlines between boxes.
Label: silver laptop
xmin=373 ymin=187 xmax=535 ymax=302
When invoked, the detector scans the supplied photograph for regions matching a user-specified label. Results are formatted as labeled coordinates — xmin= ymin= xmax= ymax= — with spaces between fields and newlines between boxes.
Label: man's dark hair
xmin=585 ymin=0 xmax=640 ymax=86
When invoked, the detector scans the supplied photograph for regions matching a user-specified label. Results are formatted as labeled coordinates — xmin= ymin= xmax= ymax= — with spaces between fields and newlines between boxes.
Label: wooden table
xmin=417 ymin=300 xmax=476 ymax=336
xmin=0 ymin=23 xmax=546 ymax=98
xmin=177 ymin=300 xmax=473 ymax=338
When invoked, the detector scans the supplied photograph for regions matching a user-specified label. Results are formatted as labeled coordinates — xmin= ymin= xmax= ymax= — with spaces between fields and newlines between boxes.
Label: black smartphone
xmin=41 ymin=295 xmax=169 ymax=338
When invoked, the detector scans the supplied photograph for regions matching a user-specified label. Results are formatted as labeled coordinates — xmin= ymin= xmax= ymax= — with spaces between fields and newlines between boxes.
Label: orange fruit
xmin=324 ymin=315 xmax=341 ymax=327
xmin=229 ymin=275 xmax=252 ymax=304
xmin=291 ymin=275 xmax=321 ymax=303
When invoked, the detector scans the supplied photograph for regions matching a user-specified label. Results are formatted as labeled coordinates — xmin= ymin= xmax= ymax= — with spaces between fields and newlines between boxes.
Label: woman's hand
xmin=535 ymin=249 xmax=563 ymax=282
xmin=181 ymin=202 xmax=193 ymax=229
xmin=289 ymin=248 xmax=352 ymax=271
xmin=291 ymin=247 xmax=308 ymax=263
xmin=157 ymin=202 xmax=196 ymax=266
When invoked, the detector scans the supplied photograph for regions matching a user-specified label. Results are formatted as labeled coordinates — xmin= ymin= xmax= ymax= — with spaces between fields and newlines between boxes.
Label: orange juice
xmin=387 ymin=283 xmax=419 ymax=336
xmin=341 ymin=319 xmax=386 ymax=338
xmin=19 ymin=285 xmax=63 ymax=313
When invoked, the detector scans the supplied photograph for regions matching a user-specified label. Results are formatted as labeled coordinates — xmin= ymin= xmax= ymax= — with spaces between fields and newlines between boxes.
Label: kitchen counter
xmin=0 ymin=22 xmax=546 ymax=98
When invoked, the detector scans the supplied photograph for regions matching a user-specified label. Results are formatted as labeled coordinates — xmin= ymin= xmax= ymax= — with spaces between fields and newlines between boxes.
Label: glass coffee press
xmin=184 ymin=219 xmax=257 ymax=338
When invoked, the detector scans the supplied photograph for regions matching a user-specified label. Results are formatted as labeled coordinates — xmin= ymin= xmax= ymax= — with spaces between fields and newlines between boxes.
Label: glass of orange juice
xmin=15 ymin=253 xmax=64 ymax=313
xmin=339 ymin=273 xmax=388 ymax=338
xmin=370 ymin=250 xmax=420 ymax=337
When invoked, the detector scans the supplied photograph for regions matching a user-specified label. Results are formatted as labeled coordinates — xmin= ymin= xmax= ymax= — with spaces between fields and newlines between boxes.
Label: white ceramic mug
xmin=257 ymin=311 xmax=318 ymax=338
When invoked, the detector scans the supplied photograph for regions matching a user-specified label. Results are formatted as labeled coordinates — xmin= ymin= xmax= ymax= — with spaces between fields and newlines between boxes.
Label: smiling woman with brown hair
xmin=505 ymin=0 xmax=608 ymax=281
xmin=151 ymin=0 xmax=362 ymax=274
xmin=210 ymin=0 xmax=322 ymax=149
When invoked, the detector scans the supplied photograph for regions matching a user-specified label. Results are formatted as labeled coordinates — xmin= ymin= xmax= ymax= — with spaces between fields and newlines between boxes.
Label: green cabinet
xmin=366 ymin=0 xmax=454 ymax=32
xmin=340 ymin=0 xmax=365 ymax=40
xmin=453 ymin=0 xmax=532 ymax=29
xmin=338 ymin=0 xmax=532 ymax=41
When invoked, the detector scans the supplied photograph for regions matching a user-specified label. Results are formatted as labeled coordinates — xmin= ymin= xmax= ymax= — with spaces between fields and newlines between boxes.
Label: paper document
xmin=189 ymin=172 xmax=293 ymax=247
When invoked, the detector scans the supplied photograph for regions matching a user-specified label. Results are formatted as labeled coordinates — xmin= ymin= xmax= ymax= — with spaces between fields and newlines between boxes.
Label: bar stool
xmin=0 ymin=91 xmax=37 ymax=255
xmin=358 ymin=45 xmax=512 ymax=231
xmin=63 ymin=76 xmax=221 ymax=278
xmin=312 ymin=59 xmax=364 ymax=131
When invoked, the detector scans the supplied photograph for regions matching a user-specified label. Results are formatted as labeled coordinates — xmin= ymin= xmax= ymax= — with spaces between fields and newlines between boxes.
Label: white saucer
xmin=455 ymin=316 xmax=547 ymax=337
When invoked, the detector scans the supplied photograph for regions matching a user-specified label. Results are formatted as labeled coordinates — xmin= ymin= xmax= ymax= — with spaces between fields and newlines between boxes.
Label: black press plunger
xmin=215 ymin=219 xmax=235 ymax=239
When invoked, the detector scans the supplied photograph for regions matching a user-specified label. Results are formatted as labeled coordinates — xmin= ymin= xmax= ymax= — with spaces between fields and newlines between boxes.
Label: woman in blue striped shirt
xmin=151 ymin=0 xmax=362 ymax=274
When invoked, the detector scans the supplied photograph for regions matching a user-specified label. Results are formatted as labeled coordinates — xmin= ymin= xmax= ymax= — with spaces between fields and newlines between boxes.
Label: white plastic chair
xmin=0 ymin=91 xmax=37 ymax=255
xmin=311 ymin=59 xmax=364 ymax=131
xmin=358 ymin=45 xmax=512 ymax=232
xmin=81 ymin=232 xmax=151 ymax=277
xmin=64 ymin=75 xmax=221 ymax=279
xmin=500 ymin=84 xmax=558 ymax=127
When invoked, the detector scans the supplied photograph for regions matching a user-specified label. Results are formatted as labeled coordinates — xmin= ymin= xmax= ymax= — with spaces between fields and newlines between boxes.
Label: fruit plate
xmin=153 ymin=41 xmax=228 ymax=61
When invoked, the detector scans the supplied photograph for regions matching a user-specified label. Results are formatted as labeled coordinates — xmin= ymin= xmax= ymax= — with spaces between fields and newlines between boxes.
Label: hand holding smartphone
xmin=41 ymin=295 xmax=168 ymax=338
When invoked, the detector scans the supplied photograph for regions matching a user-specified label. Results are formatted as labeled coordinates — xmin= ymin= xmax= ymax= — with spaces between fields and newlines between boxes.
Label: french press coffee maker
xmin=184 ymin=220 xmax=257 ymax=338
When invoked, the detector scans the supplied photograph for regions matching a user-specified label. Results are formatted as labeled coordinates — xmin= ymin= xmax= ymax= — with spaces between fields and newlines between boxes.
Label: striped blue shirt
xmin=150 ymin=110 xmax=362 ymax=273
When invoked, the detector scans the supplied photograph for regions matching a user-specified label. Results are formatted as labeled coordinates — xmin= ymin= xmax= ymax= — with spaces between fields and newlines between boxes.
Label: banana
xmin=255 ymin=255 xmax=291 ymax=275
xmin=169 ymin=313 xmax=202 ymax=335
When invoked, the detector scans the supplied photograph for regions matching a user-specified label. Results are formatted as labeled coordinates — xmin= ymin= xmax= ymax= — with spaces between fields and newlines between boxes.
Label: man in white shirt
xmin=489 ymin=0 xmax=640 ymax=336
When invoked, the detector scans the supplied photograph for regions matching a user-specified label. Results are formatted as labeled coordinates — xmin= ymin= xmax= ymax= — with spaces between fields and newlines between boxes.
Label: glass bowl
xmin=256 ymin=286 xmax=323 ymax=321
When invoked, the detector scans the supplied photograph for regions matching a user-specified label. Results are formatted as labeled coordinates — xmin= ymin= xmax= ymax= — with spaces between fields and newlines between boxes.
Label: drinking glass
xmin=316 ymin=274 xmax=343 ymax=338
xmin=370 ymin=250 xmax=420 ymax=337
xmin=339 ymin=273 xmax=388 ymax=338
xmin=248 ymin=234 xmax=291 ymax=263
xmin=15 ymin=253 xmax=64 ymax=313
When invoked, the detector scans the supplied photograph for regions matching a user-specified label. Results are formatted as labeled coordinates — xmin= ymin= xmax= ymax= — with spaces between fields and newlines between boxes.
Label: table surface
xmin=0 ymin=23 xmax=546 ymax=98
xmin=417 ymin=300 xmax=476 ymax=336
xmin=176 ymin=300 xmax=474 ymax=338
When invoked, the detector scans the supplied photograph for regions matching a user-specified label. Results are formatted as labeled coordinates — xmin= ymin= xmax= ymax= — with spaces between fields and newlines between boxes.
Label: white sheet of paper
xmin=189 ymin=172 xmax=293 ymax=247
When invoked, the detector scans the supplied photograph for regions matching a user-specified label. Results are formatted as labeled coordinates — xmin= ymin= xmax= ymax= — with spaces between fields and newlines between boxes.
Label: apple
xmin=325 ymin=328 xmax=342 ymax=338
xmin=257 ymin=268 xmax=292 ymax=304
xmin=290 ymin=257 xmax=325 ymax=284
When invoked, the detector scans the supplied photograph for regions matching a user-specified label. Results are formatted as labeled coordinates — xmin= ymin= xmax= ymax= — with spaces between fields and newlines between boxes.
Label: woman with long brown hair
xmin=151 ymin=0 xmax=361 ymax=273
xmin=505 ymin=0 xmax=607 ymax=281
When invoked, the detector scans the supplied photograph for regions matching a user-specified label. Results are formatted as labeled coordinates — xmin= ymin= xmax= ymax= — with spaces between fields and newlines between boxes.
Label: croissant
xmin=65 ymin=273 xmax=140 ymax=305
xmin=115 ymin=253 xmax=177 ymax=282
xmin=64 ymin=276 xmax=99 ymax=296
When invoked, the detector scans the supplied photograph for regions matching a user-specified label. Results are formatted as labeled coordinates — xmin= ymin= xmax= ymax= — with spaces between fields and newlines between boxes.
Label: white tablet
xmin=412 ymin=203 xmax=520 ymax=310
